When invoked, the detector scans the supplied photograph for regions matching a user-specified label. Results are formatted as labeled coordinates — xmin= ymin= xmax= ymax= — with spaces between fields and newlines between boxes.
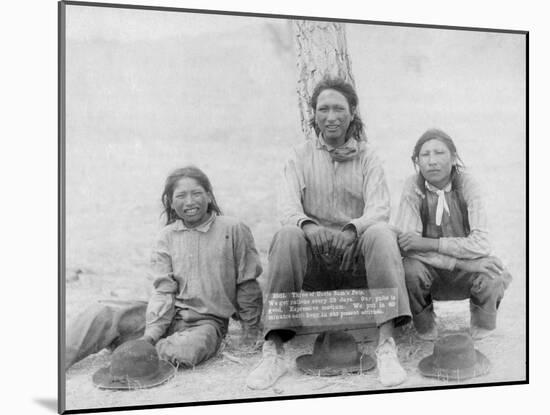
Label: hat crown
xmin=109 ymin=339 xmax=160 ymax=379
xmin=312 ymin=330 xmax=360 ymax=367
xmin=432 ymin=334 xmax=477 ymax=370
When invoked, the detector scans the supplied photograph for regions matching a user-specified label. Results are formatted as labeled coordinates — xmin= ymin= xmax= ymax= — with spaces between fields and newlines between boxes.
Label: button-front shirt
xmin=278 ymin=135 xmax=391 ymax=235
xmin=394 ymin=172 xmax=491 ymax=270
xmin=144 ymin=214 xmax=263 ymax=341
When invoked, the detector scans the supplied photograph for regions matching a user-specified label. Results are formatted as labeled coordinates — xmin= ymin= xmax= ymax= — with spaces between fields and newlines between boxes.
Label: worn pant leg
xmin=361 ymin=223 xmax=412 ymax=327
xmin=403 ymin=258 xmax=439 ymax=333
xmin=262 ymin=226 xmax=309 ymax=340
xmin=446 ymin=268 xmax=511 ymax=331
xmin=156 ymin=316 xmax=225 ymax=367
xmin=65 ymin=300 xmax=147 ymax=369
xmin=428 ymin=263 xmax=511 ymax=331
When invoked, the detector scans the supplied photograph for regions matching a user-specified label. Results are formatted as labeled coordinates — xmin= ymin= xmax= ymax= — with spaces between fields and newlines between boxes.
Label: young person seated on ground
xmin=394 ymin=129 xmax=512 ymax=342
xmin=65 ymin=166 xmax=263 ymax=370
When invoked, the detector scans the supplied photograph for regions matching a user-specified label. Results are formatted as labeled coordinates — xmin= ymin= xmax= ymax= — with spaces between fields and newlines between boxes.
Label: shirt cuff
xmin=349 ymin=218 xmax=375 ymax=236
xmin=437 ymin=239 xmax=456 ymax=270
xmin=298 ymin=217 xmax=318 ymax=229
xmin=438 ymin=238 xmax=450 ymax=255
xmin=153 ymin=275 xmax=178 ymax=294
xmin=342 ymin=223 xmax=358 ymax=239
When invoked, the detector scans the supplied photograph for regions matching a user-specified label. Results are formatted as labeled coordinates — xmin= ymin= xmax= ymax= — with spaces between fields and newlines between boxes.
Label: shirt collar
xmin=315 ymin=134 xmax=358 ymax=152
xmin=173 ymin=213 xmax=216 ymax=233
xmin=425 ymin=180 xmax=452 ymax=194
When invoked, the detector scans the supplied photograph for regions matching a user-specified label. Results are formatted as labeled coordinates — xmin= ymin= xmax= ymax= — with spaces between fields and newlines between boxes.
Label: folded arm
xmin=394 ymin=179 xmax=460 ymax=270
xmin=437 ymin=174 xmax=491 ymax=258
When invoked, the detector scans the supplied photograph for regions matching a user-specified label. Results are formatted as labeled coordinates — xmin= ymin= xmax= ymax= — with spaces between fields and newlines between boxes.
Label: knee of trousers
xmin=156 ymin=325 xmax=220 ymax=366
xmin=270 ymin=226 xmax=307 ymax=252
xmin=403 ymin=258 xmax=432 ymax=292
xmin=470 ymin=273 xmax=506 ymax=302
xmin=360 ymin=223 xmax=397 ymax=253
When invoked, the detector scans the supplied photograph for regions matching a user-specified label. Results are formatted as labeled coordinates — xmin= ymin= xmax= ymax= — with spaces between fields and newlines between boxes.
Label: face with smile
xmin=416 ymin=139 xmax=456 ymax=189
xmin=171 ymin=177 xmax=212 ymax=228
xmin=315 ymin=89 xmax=355 ymax=147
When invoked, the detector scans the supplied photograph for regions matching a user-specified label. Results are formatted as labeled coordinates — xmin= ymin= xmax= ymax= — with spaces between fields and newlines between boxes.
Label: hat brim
xmin=296 ymin=353 xmax=376 ymax=377
xmin=418 ymin=350 xmax=490 ymax=381
xmin=92 ymin=360 xmax=176 ymax=390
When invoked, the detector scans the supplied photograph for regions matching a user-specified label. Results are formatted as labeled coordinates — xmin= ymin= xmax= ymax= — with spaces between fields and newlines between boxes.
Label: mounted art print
xmin=59 ymin=1 xmax=528 ymax=413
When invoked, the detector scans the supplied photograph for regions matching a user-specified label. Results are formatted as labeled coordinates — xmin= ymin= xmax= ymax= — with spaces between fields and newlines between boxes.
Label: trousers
xmin=403 ymin=258 xmax=512 ymax=332
xmin=263 ymin=223 xmax=411 ymax=341
xmin=65 ymin=300 xmax=226 ymax=370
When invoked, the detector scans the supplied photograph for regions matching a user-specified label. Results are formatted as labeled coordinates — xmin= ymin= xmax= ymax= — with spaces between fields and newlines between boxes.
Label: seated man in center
xmin=246 ymin=77 xmax=411 ymax=390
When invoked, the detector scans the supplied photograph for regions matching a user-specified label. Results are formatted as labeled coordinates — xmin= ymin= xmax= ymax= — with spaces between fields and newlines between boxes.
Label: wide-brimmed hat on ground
xmin=92 ymin=339 xmax=176 ymax=390
xmin=418 ymin=333 xmax=490 ymax=381
xmin=296 ymin=330 xmax=375 ymax=376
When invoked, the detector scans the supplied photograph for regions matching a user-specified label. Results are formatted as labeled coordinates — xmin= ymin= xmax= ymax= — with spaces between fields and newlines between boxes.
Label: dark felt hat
xmin=296 ymin=330 xmax=375 ymax=376
xmin=418 ymin=333 xmax=490 ymax=381
xmin=92 ymin=339 xmax=176 ymax=390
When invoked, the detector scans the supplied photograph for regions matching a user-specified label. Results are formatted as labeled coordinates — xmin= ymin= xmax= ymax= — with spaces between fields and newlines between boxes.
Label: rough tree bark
xmin=293 ymin=20 xmax=359 ymax=141
xmin=292 ymin=21 xmax=375 ymax=337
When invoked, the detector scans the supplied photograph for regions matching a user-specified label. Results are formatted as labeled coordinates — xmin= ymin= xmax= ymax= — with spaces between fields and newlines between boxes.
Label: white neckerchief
xmin=425 ymin=180 xmax=452 ymax=226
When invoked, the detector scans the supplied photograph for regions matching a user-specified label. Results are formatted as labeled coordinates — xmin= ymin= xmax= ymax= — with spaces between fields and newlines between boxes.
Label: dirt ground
xmin=63 ymin=10 xmax=526 ymax=412
xmin=65 ymin=277 xmax=526 ymax=411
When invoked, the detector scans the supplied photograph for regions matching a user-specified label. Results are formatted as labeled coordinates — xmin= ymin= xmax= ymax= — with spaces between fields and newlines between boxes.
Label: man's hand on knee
xmin=302 ymin=223 xmax=333 ymax=256
xmin=330 ymin=228 xmax=356 ymax=258
xmin=456 ymin=257 xmax=504 ymax=279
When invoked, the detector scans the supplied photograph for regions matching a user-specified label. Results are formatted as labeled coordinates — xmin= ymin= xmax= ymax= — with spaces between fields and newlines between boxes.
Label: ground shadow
xmin=34 ymin=398 xmax=57 ymax=413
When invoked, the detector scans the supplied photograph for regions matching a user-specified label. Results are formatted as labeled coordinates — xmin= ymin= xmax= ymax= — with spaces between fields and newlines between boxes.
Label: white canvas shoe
xmin=246 ymin=340 xmax=287 ymax=390
xmin=375 ymin=337 xmax=407 ymax=387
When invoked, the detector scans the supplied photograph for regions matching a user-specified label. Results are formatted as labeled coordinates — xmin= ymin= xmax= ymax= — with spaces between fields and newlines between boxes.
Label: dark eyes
xmin=317 ymin=106 xmax=346 ymax=112
xmin=175 ymin=191 xmax=203 ymax=199
xmin=420 ymin=151 xmax=447 ymax=157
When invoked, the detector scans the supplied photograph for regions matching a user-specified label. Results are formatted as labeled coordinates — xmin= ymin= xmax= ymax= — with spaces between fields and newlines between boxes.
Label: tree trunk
xmin=293 ymin=20 xmax=358 ymax=141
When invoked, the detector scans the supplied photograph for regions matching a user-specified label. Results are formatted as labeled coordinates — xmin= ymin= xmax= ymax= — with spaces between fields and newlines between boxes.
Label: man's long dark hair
xmin=161 ymin=166 xmax=222 ymax=225
xmin=309 ymin=77 xmax=366 ymax=142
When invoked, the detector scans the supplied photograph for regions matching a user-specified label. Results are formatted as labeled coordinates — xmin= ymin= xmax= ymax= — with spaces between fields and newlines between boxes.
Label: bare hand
xmin=329 ymin=228 xmax=356 ymax=257
xmin=302 ymin=223 xmax=333 ymax=257
xmin=398 ymin=232 xmax=424 ymax=251
xmin=457 ymin=256 xmax=504 ymax=279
